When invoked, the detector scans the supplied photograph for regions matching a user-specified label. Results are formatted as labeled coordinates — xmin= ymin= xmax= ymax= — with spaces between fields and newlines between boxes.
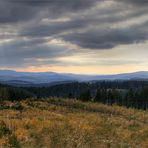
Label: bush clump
xmin=0 ymin=120 xmax=11 ymax=138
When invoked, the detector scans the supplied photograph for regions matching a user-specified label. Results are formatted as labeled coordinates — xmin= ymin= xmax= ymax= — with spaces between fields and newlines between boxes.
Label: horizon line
xmin=0 ymin=69 xmax=148 ymax=76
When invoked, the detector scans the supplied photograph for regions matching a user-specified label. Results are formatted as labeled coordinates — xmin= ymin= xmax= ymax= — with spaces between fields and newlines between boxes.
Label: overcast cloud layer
xmin=0 ymin=0 xmax=148 ymax=73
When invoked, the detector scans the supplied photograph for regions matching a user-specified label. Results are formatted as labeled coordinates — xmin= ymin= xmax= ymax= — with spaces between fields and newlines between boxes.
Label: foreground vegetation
xmin=1 ymin=98 xmax=148 ymax=147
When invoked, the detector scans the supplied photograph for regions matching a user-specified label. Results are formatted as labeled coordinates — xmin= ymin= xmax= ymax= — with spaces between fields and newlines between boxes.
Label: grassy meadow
xmin=0 ymin=98 xmax=148 ymax=147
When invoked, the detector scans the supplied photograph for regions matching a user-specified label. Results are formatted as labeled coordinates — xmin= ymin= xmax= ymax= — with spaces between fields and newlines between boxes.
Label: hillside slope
xmin=0 ymin=98 xmax=148 ymax=147
xmin=1 ymin=70 xmax=148 ymax=86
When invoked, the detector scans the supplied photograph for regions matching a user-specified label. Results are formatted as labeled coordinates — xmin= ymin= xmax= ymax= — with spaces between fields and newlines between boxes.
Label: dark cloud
xmin=118 ymin=0 xmax=148 ymax=5
xmin=19 ymin=6 xmax=148 ymax=39
xmin=0 ymin=1 xmax=38 ymax=23
xmin=20 ymin=20 xmax=86 ymax=37
xmin=0 ymin=38 xmax=74 ymax=58
xmin=0 ymin=0 xmax=98 ymax=23
xmin=60 ymin=21 xmax=148 ymax=49
xmin=10 ymin=0 xmax=98 ymax=9
xmin=17 ymin=0 xmax=148 ymax=50
xmin=0 ymin=0 xmax=148 ymax=69
xmin=0 ymin=37 xmax=75 ymax=67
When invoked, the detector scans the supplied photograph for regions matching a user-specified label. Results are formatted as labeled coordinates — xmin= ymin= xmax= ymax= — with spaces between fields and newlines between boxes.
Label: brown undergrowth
xmin=0 ymin=98 xmax=148 ymax=148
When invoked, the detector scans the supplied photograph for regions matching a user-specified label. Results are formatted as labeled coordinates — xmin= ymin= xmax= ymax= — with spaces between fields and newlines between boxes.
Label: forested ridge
xmin=0 ymin=84 xmax=34 ymax=101
xmin=1 ymin=80 xmax=148 ymax=109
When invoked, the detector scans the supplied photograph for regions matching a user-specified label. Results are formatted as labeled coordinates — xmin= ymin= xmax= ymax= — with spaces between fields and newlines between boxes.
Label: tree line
xmin=79 ymin=87 xmax=148 ymax=109
xmin=1 ymin=81 xmax=148 ymax=109
xmin=0 ymin=84 xmax=34 ymax=101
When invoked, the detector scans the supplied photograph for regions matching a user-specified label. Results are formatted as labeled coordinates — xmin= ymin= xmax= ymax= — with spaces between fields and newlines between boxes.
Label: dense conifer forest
xmin=1 ymin=80 xmax=148 ymax=110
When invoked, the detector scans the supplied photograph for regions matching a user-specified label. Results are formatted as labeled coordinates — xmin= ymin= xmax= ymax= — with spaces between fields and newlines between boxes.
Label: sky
xmin=0 ymin=0 xmax=148 ymax=74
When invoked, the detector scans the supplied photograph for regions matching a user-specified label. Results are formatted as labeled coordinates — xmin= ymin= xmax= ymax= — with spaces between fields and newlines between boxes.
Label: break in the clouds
xmin=0 ymin=0 xmax=148 ymax=74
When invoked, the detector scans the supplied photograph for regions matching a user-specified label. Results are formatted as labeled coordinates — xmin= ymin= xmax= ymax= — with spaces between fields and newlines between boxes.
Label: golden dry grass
xmin=0 ymin=98 xmax=148 ymax=147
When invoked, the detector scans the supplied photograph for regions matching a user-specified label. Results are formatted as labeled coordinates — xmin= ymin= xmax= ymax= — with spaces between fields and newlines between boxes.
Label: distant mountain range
xmin=0 ymin=70 xmax=148 ymax=86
